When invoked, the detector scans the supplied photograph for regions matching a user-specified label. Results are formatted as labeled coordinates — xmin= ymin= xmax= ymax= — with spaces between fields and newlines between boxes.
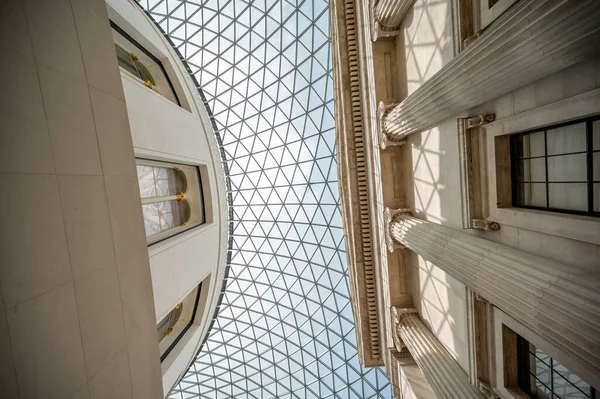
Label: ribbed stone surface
xmin=388 ymin=213 xmax=600 ymax=378
xmin=395 ymin=311 xmax=485 ymax=399
xmin=382 ymin=0 xmax=600 ymax=141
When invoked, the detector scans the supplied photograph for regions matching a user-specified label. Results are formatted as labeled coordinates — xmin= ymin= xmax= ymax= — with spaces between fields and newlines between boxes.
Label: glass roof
xmin=139 ymin=0 xmax=391 ymax=397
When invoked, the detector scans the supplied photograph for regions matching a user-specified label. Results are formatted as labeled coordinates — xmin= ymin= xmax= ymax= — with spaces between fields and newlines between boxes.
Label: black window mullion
xmin=587 ymin=120 xmax=594 ymax=214
xmin=511 ymin=116 xmax=598 ymax=217
xmin=550 ymin=357 xmax=554 ymax=398
xmin=544 ymin=129 xmax=550 ymax=208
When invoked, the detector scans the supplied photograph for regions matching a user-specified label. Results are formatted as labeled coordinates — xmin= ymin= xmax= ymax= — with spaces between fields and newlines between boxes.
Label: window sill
xmin=148 ymin=222 xmax=216 ymax=258
xmin=119 ymin=71 xmax=193 ymax=115
xmin=490 ymin=206 xmax=600 ymax=246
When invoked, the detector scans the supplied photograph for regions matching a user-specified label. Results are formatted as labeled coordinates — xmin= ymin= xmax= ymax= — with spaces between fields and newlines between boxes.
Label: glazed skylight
xmin=139 ymin=0 xmax=391 ymax=397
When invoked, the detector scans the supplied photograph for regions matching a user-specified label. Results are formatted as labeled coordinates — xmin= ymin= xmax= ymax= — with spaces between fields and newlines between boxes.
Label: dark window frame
xmin=160 ymin=282 xmax=202 ymax=362
xmin=510 ymin=115 xmax=600 ymax=218
xmin=110 ymin=21 xmax=182 ymax=106
xmin=516 ymin=335 xmax=597 ymax=399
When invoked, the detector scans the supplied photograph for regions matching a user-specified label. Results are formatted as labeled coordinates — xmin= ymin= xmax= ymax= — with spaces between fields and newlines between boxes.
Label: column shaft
xmin=395 ymin=312 xmax=485 ymax=399
xmin=382 ymin=0 xmax=600 ymax=141
xmin=389 ymin=214 xmax=600 ymax=377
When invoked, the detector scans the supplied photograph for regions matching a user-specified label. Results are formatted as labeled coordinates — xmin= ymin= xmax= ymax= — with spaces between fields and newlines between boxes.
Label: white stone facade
xmin=0 ymin=0 xmax=228 ymax=397
xmin=333 ymin=0 xmax=600 ymax=397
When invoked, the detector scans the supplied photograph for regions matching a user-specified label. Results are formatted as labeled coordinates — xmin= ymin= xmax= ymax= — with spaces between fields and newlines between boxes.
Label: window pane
xmin=514 ymin=132 xmax=545 ymax=159
xmin=516 ymin=158 xmax=546 ymax=182
xmin=553 ymin=361 xmax=592 ymax=399
xmin=137 ymin=165 xmax=186 ymax=198
xmin=516 ymin=183 xmax=546 ymax=207
xmin=158 ymin=304 xmax=183 ymax=343
xmin=142 ymin=199 xmax=190 ymax=237
xmin=535 ymin=379 xmax=553 ymax=398
xmin=553 ymin=372 xmax=589 ymax=399
xmin=546 ymin=123 xmax=586 ymax=155
xmin=137 ymin=165 xmax=157 ymax=198
xmin=534 ymin=355 xmax=552 ymax=391
xmin=115 ymin=44 xmax=140 ymax=78
xmin=111 ymin=26 xmax=179 ymax=105
xmin=547 ymin=154 xmax=587 ymax=182
xmin=548 ymin=183 xmax=587 ymax=211
xmin=594 ymin=152 xmax=599 ymax=181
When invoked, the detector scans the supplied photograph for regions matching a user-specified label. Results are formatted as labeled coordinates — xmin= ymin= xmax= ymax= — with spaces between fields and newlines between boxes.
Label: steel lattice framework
xmin=138 ymin=0 xmax=391 ymax=397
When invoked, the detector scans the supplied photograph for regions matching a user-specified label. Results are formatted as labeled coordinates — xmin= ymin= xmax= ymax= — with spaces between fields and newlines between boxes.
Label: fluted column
xmin=385 ymin=210 xmax=600 ymax=377
xmin=372 ymin=0 xmax=415 ymax=39
xmin=381 ymin=0 xmax=600 ymax=141
xmin=392 ymin=308 xmax=485 ymax=399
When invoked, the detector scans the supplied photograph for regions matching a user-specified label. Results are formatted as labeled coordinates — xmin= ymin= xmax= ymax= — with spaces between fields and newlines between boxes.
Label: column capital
xmin=371 ymin=0 xmax=415 ymax=40
xmin=378 ymin=101 xmax=403 ymax=150
xmin=391 ymin=307 xmax=418 ymax=352
xmin=384 ymin=207 xmax=412 ymax=253
xmin=465 ymin=114 xmax=495 ymax=129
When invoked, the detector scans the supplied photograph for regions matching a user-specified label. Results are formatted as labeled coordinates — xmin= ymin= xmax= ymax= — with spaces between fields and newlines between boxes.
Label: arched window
xmin=115 ymin=43 xmax=156 ymax=87
xmin=157 ymin=303 xmax=183 ymax=341
xmin=137 ymin=161 xmax=205 ymax=245
xmin=110 ymin=22 xmax=180 ymax=105
xmin=157 ymin=284 xmax=202 ymax=362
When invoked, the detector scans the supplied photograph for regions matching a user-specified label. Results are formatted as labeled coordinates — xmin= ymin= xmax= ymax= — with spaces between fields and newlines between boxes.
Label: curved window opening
xmin=110 ymin=21 xmax=180 ymax=105
xmin=158 ymin=284 xmax=202 ymax=362
xmin=158 ymin=303 xmax=183 ymax=340
xmin=137 ymin=160 xmax=205 ymax=245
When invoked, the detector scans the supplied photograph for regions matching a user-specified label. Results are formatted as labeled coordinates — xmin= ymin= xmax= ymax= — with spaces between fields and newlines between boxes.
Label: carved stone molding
xmin=332 ymin=0 xmax=386 ymax=367
xmin=466 ymin=114 xmax=495 ymax=129
xmin=384 ymin=208 xmax=412 ymax=253
xmin=381 ymin=0 xmax=600 ymax=140
xmin=388 ymin=213 xmax=600 ymax=377
xmin=392 ymin=308 xmax=486 ymax=398
xmin=474 ymin=293 xmax=490 ymax=304
xmin=458 ymin=118 xmax=489 ymax=229
xmin=378 ymin=101 xmax=403 ymax=150
xmin=472 ymin=219 xmax=500 ymax=231
xmin=371 ymin=0 xmax=416 ymax=40
xmin=477 ymin=380 xmax=500 ymax=399
xmin=389 ymin=348 xmax=412 ymax=399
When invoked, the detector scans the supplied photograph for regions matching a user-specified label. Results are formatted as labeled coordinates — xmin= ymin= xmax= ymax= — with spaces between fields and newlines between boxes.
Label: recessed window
xmin=517 ymin=335 xmax=597 ymax=399
xmin=137 ymin=160 xmax=205 ymax=245
xmin=110 ymin=21 xmax=180 ymax=105
xmin=510 ymin=117 xmax=600 ymax=217
xmin=158 ymin=284 xmax=202 ymax=362
xmin=480 ymin=0 xmax=519 ymax=29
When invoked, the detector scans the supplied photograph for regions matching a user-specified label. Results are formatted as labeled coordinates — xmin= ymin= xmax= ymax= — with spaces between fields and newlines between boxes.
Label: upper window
xmin=517 ymin=335 xmax=597 ymax=399
xmin=137 ymin=160 xmax=205 ymax=245
xmin=480 ymin=0 xmax=519 ymax=29
xmin=158 ymin=284 xmax=202 ymax=362
xmin=510 ymin=117 xmax=600 ymax=217
xmin=110 ymin=22 xmax=180 ymax=105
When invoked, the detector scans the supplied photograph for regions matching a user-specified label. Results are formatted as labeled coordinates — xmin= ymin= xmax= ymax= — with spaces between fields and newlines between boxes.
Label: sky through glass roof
xmin=138 ymin=0 xmax=391 ymax=397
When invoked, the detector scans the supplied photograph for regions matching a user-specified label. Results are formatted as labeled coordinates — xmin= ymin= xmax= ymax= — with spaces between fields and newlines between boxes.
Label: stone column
xmin=392 ymin=308 xmax=485 ymax=399
xmin=372 ymin=0 xmax=415 ymax=39
xmin=380 ymin=0 xmax=600 ymax=140
xmin=385 ymin=210 xmax=600 ymax=377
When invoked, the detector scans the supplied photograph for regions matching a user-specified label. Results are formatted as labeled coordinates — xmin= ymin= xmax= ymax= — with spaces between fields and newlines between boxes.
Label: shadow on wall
xmin=399 ymin=0 xmax=471 ymax=375
xmin=402 ymin=0 xmax=454 ymax=96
